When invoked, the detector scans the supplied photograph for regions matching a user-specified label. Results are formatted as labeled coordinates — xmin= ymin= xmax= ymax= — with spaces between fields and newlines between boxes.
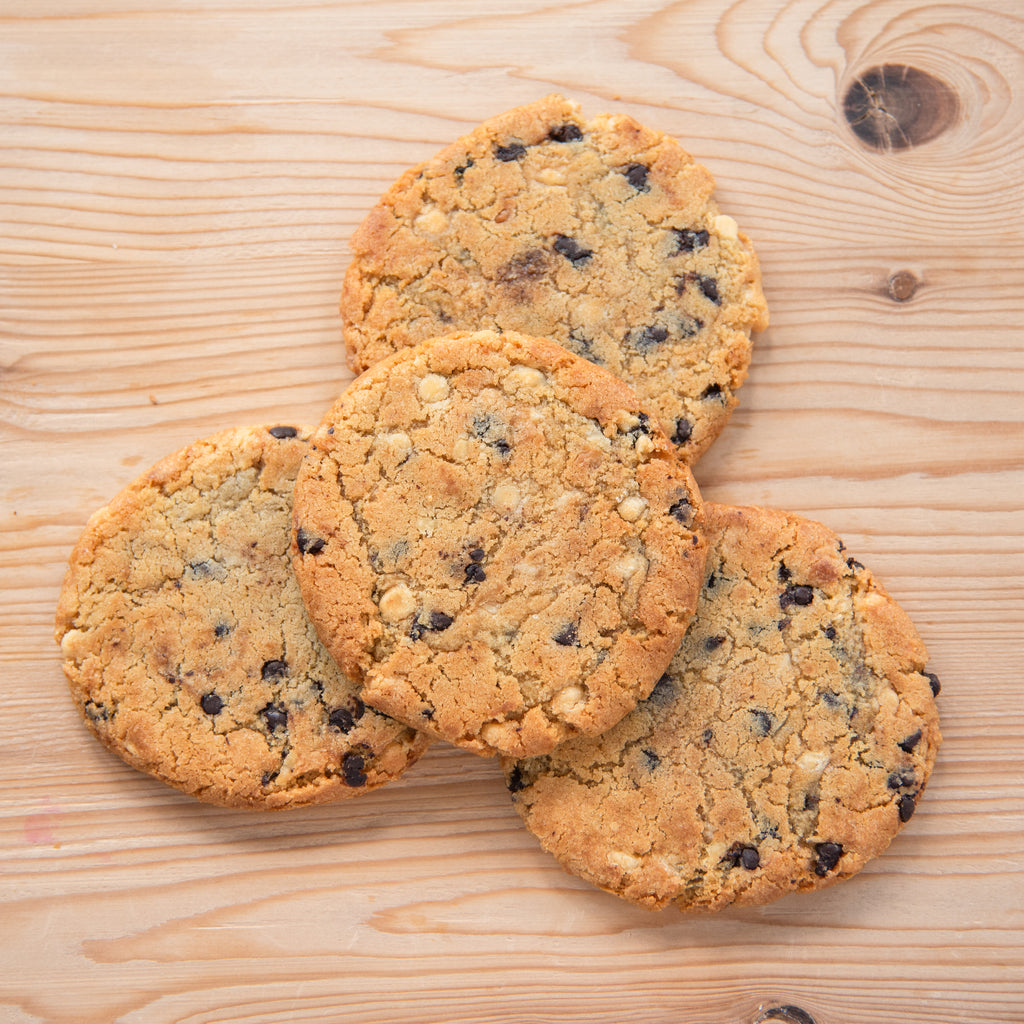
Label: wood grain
xmin=2 ymin=1 xmax=1023 ymax=1022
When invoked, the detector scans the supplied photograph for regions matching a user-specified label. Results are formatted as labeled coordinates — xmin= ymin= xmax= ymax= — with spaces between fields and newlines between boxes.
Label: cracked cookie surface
xmin=55 ymin=425 xmax=431 ymax=809
xmin=291 ymin=330 xmax=707 ymax=758
xmin=341 ymin=94 xmax=768 ymax=464
xmin=503 ymin=503 xmax=942 ymax=910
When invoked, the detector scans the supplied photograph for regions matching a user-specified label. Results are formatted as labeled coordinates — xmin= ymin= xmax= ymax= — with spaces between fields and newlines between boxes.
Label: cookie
xmin=291 ymin=329 xmax=707 ymax=759
xmin=341 ymin=93 xmax=768 ymax=464
xmin=54 ymin=425 xmax=431 ymax=809
xmin=503 ymin=503 xmax=942 ymax=911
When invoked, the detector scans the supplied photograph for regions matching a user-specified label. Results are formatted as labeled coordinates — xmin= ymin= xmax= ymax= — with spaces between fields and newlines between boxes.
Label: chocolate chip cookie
xmin=503 ymin=503 xmax=942 ymax=911
xmin=341 ymin=94 xmax=768 ymax=464
xmin=291 ymin=330 xmax=707 ymax=759
xmin=55 ymin=425 xmax=431 ymax=809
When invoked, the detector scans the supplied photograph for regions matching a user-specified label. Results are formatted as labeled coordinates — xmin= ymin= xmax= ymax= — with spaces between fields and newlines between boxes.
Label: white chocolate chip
xmin=492 ymin=482 xmax=520 ymax=512
xmin=504 ymin=365 xmax=546 ymax=390
xmin=550 ymin=684 xmax=586 ymax=716
xmin=608 ymin=851 xmax=642 ymax=872
xmin=383 ymin=432 xmax=412 ymax=457
xmin=797 ymin=751 xmax=829 ymax=775
xmin=634 ymin=434 xmax=655 ymax=457
xmin=417 ymin=373 xmax=450 ymax=403
xmin=480 ymin=721 xmax=507 ymax=748
xmin=615 ymin=553 xmax=647 ymax=580
xmin=452 ymin=438 xmax=471 ymax=461
xmin=536 ymin=166 xmax=566 ymax=186
xmin=416 ymin=517 xmax=435 ymax=537
xmin=617 ymin=495 xmax=648 ymax=522
xmin=414 ymin=207 xmax=448 ymax=234
xmin=713 ymin=214 xmax=738 ymax=240
xmin=378 ymin=583 xmax=416 ymax=623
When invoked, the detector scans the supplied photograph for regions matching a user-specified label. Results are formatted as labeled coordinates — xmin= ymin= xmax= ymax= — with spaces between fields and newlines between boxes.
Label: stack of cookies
xmin=55 ymin=95 xmax=941 ymax=913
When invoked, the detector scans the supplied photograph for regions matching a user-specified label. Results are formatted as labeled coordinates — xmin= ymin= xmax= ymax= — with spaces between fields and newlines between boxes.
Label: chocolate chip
xmin=697 ymin=276 xmax=720 ymax=303
xmin=704 ymin=635 xmax=725 ymax=652
xmin=506 ymin=765 xmax=527 ymax=793
xmin=706 ymin=571 xmax=717 ymax=588
xmin=495 ymin=142 xmax=526 ymax=162
xmin=701 ymin=727 xmax=714 ymax=745
xmin=623 ymin=411 xmax=652 ymax=442
xmin=846 ymin=556 xmax=865 ymax=571
xmin=671 ymin=418 xmax=693 ymax=445
xmin=925 ymin=672 xmax=941 ymax=697
xmin=262 ymin=703 xmax=287 ymax=731
xmin=454 ymin=157 xmax=474 ymax=183
xmin=780 ymin=585 xmax=814 ymax=610
xmin=429 ymin=611 xmax=454 ymax=631
xmin=188 ymin=559 xmax=215 ymax=577
xmin=497 ymin=248 xmax=550 ymax=283
xmin=214 ymin=622 xmax=231 ymax=638
xmin=200 ymin=693 xmax=223 ymax=715
xmin=464 ymin=562 xmax=486 ymax=584
xmin=673 ymin=227 xmax=709 ymax=252
xmin=552 ymin=234 xmax=593 ymax=266
xmin=642 ymin=748 xmax=661 ymax=771
xmin=740 ymin=847 xmax=760 ymax=870
xmin=296 ymin=527 xmax=325 ymax=555
xmin=329 ymin=707 xmax=355 ymax=733
xmin=803 ymin=793 xmax=819 ymax=811
xmin=261 ymin=660 xmax=288 ymax=681
xmin=814 ymin=841 xmax=843 ymax=876
xmin=778 ymin=563 xmax=792 ymax=582
xmin=548 ymin=124 xmax=583 ymax=142
xmin=898 ymin=730 xmax=922 ymax=753
xmin=823 ymin=625 xmax=837 ymax=640
xmin=646 ymin=674 xmax=675 ymax=706
xmin=898 ymin=793 xmax=917 ymax=822
xmin=622 ymin=162 xmax=650 ymax=191
xmin=628 ymin=324 xmax=669 ymax=352
xmin=668 ymin=498 xmax=692 ymax=524
xmin=342 ymin=752 xmax=367 ymax=786
xmin=887 ymin=770 xmax=914 ymax=790
xmin=553 ymin=622 xmax=579 ymax=647
xmin=751 ymin=709 xmax=773 ymax=736
xmin=700 ymin=382 xmax=723 ymax=400
xmin=261 ymin=770 xmax=278 ymax=786
xmin=268 ymin=425 xmax=298 ymax=439
xmin=566 ymin=328 xmax=600 ymax=364
xmin=469 ymin=547 xmax=485 ymax=562
xmin=821 ymin=690 xmax=843 ymax=710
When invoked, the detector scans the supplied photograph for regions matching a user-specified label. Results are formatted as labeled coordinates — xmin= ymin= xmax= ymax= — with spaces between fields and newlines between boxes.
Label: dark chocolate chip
xmin=188 ymin=559 xmax=215 ymax=577
xmin=548 ymin=123 xmax=583 ymax=142
xmin=552 ymin=234 xmax=593 ymax=266
xmin=698 ymin=276 xmax=720 ymax=303
xmin=668 ymin=498 xmax=692 ymax=524
xmin=671 ymin=418 xmax=693 ymax=445
xmin=887 ymin=770 xmax=914 ymax=790
xmin=846 ymin=556 xmax=865 ymax=571
xmin=214 ymin=622 xmax=231 ymax=638
xmin=778 ymin=563 xmax=792 ymax=582
xmin=646 ymin=674 xmax=675 ymax=706
xmin=642 ymin=748 xmax=661 ymax=771
xmin=469 ymin=547 xmax=485 ymax=562
xmin=464 ymin=563 xmax=487 ymax=584
xmin=262 ymin=703 xmax=288 ymax=731
xmin=268 ymin=425 xmax=298 ymax=439
xmin=803 ymin=793 xmax=819 ymax=811
xmin=751 ymin=709 xmax=773 ymax=736
xmin=704 ymin=635 xmax=726 ymax=652
xmin=261 ymin=659 xmax=288 ymax=681
xmin=454 ymin=157 xmax=474 ymax=183
xmin=342 ymin=752 xmax=367 ymax=787
xmin=328 ymin=707 xmax=355 ymax=733
xmin=497 ymin=248 xmax=550 ymax=284
xmin=823 ymin=625 xmax=837 ymax=640
xmin=495 ymin=142 xmax=527 ymax=162
xmin=507 ymin=765 xmax=527 ymax=793
xmin=740 ymin=846 xmax=761 ymax=870
xmin=200 ymin=693 xmax=224 ymax=715
xmin=261 ymin=770 xmax=279 ymax=786
xmin=553 ymin=622 xmax=579 ymax=647
xmin=421 ymin=707 xmax=434 ymax=720
xmin=566 ymin=328 xmax=600 ymax=364
xmin=706 ymin=571 xmax=717 ymax=588
xmin=673 ymin=228 xmax=709 ymax=252
xmin=701 ymin=727 xmax=714 ymax=745
xmin=296 ymin=527 xmax=326 ymax=555
xmin=898 ymin=730 xmax=922 ymax=753
xmin=814 ymin=841 xmax=844 ymax=876
xmin=780 ymin=585 xmax=814 ymax=610
xmin=429 ymin=610 xmax=454 ymax=631
xmin=925 ymin=672 xmax=941 ymax=697
xmin=898 ymin=793 xmax=917 ymax=822
xmin=821 ymin=690 xmax=843 ymax=709
xmin=700 ymin=383 xmax=723 ymax=400
xmin=628 ymin=324 xmax=669 ymax=352
xmin=622 ymin=162 xmax=650 ymax=191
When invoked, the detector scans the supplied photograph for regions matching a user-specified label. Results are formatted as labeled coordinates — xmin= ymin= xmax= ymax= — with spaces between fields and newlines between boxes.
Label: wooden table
xmin=3 ymin=2 xmax=1022 ymax=1022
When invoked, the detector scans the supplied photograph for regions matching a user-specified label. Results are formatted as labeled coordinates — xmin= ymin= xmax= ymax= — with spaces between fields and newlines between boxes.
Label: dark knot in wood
xmin=843 ymin=64 xmax=959 ymax=151
xmin=888 ymin=270 xmax=919 ymax=302
xmin=755 ymin=1007 xmax=817 ymax=1024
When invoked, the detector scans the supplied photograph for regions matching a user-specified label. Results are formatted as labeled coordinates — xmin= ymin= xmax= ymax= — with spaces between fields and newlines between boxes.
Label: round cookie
xmin=291 ymin=329 xmax=707 ymax=759
xmin=503 ymin=503 xmax=942 ymax=911
xmin=55 ymin=425 xmax=431 ymax=809
xmin=341 ymin=93 xmax=768 ymax=464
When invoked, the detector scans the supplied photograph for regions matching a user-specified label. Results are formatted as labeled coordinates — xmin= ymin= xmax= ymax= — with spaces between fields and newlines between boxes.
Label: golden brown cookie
xmin=55 ymin=425 xmax=431 ymax=809
xmin=341 ymin=94 xmax=768 ymax=463
xmin=504 ymin=504 xmax=942 ymax=911
xmin=291 ymin=330 xmax=707 ymax=758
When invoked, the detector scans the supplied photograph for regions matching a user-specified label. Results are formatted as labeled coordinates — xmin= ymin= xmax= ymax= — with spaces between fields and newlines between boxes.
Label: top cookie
xmin=55 ymin=425 xmax=431 ymax=809
xmin=291 ymin=330 xmax=707 ymax=759
xmin=341 ymin=94 xmax=768 ymax=464
xmin=504 ymin=503 xmax=942 ymax=911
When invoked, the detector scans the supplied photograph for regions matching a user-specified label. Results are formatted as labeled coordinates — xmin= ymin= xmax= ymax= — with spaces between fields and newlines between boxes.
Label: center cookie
xmin=341 ymin=94 xmax=768 ymax=463
xmin=291 ymin=330 xmax=707 ymax=758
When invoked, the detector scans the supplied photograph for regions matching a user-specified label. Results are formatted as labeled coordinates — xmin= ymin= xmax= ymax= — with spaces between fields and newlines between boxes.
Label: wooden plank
xmin=1 ymin=1 xmax=1023 ymax=1022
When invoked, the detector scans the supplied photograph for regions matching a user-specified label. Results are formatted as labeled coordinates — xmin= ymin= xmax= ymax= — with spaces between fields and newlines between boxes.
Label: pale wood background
xmin=2 ymin=2 xmax=1023 ymax=1022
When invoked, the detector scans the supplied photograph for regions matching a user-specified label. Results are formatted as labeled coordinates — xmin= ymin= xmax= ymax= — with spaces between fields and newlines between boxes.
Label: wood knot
xmin=843 ymin=64 xmax=959 ymax=151
xmin=755 ymin=1007 xmax=817 ymax=1024
xmin=887 ymin=270 xmax=919 ymax=302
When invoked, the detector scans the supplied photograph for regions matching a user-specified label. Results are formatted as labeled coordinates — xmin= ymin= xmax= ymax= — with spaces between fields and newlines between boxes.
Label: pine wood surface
xmin=2 ymin=2 xmax=1023 ymax=1022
